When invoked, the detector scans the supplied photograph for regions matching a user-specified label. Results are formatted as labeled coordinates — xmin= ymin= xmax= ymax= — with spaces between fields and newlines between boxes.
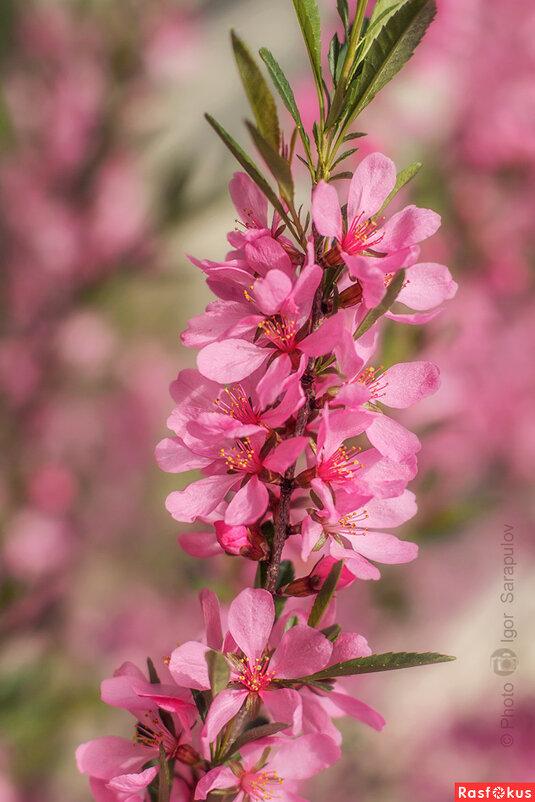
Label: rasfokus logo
xmin=455 ymin=785 xmax=535 ymax=800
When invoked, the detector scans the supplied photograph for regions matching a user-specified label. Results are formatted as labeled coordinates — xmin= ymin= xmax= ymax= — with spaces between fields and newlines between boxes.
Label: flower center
xmin=318 ymin=445 xmax=363 ymax=482
xmin=336 ymin=509 xmax=369 ymax=536
xmin=243 ymin=770 xmax=284 ymax=801
xmin=357 ymin=365 xmax=389 ymax=400
xmin=220 ymin=438 xmax=263 ymax=474
xmin=135 ymin=715 xmax=180 ymax=757
xmin=215 ymin=385 xmax=260 ymax=425
xmin=343 ymin=212 xmax=385 ymax=255
xmin=237 ymin=655 xmax=275 ymax=692
xmin=258 ymin=316 xmax=297 ymax=353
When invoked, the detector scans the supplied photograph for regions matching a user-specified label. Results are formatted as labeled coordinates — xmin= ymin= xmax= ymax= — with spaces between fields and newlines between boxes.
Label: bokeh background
xmin=1 ymin=0 xmax=534 ymax=800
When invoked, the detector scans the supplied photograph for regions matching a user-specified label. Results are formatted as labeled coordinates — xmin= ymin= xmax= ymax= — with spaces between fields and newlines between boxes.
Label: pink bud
xmin=214 ymin=521 xmax=250 ymax=555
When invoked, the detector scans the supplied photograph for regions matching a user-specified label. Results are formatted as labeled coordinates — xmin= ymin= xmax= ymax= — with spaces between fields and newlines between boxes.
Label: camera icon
xmin=490 ymin=648 xmax=518 ymax=676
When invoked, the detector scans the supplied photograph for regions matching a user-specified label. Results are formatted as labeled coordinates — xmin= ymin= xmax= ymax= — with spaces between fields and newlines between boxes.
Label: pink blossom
xmin=195 ymin=734 xmax=341 ymax=802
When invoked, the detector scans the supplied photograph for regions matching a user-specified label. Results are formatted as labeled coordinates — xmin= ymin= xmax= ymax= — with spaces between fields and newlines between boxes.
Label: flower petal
xmin=198 ymin=340 xmax=267 ymax=383
xmin=228 ymin=587 xmax=274 ymax=659
xmin=224 ymin=475 xmax=269 ymax=525
xmin=381 ymin=361 xmax=440 ymax=408
xmin=270 ymin=625 xmax=332 ymax=679
xmin=169 ymin=641 xmax=211 ymax=690
xmin=347 ymin=152 xmax=396 ymax=221
xmin=311 ymin=181 xmax=343 ymax=240
xmin=202 ymin=689 xmax=248 ymax=744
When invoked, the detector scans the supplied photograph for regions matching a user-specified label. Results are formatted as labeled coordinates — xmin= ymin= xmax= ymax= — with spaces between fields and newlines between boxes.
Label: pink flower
xmin=195 ymin=734 xmax=341 ymax=802
xmin=76 ymin=660 xmax=198 ymax=801
xmin=312 ymin=153 xmax=441 ymax=306
xmin=170 ymin=588 xmax=333 ymax=742
xmin=301 ymin=485 xmax=418 ymax=580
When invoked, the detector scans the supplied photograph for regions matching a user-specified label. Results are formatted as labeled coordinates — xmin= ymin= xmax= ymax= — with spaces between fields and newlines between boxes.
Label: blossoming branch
xmin=77 ymin=1 xmax=457 ymax=800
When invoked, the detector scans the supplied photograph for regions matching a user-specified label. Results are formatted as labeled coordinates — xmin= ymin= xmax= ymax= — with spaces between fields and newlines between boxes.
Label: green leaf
xmin=307 ymin=560 xmax=344 ymax=628
xmin=283 ymin=614 xmax=300 ymax=634
xmin=259 ymin=48 xmax=304 ymax=134
xmin=347 ymin=0 xmax=437 ymax=121
xmin=299 ymin=651 xmax=456 ymax=680
xmin=158 ymin=744 xmax=171 ymax=802
xmin=354 ymin=269 xmax=405 ymax=339
xmin=277 ymin=560 xmax=295 ymax=590
xmin=205 ymin=114 xmax=293 ymax=230
xmin=321 ymin=623 xmax=342 ymax=642
xmin=205 ymin=650 xmax=231 ymax=697
xmin=246 ymin=122 xmax=294 ymax=205
xmin=292 ymin=0 xmax=322 ymax=85
xmin=331 ymin=147 xmax=359 ymax=169
xmin=191 ymin=689 xmax=209 ymax=722
xmin=379 ymin=161 xmax=421 ymax=212
xmin=147 ymin=657 xmax=160 ymax=684
xmin=330 ymin=171 xmax=354 ymax=181
xmin=231 ymin=31 xmax=280 ymax=150
xmin=221 ymin=722 xmax=290 ymax=761
xmin=328 ymin=33 xmax=341 ymax=85
xmin=343 ymin=131 xmax=367 ymax=141
xmin=336 ymin=0 xmax=350 ymax=34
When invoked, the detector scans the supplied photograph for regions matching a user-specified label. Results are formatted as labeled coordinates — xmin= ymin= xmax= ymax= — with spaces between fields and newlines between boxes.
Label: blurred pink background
xmin=0 ymin=1 xmax=533 ymax=800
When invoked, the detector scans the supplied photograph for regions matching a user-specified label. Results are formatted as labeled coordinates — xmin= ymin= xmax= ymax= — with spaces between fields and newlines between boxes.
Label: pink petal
xmin=256 ymin=354 xmax=292 ymax=408
xmin=343 ymin=531 xmax=418 ymax=564
xmin=224 ymin=475 xmax=269 ymax=525
xmin=200 ymin=588 xmax=223 ymax=649
xmin=385 ymin=307 xmax=443 ymax=324
xmin=343 ymin=256 xmax=386 ymax=307
xmin=166 ymin=474 xmax=238 ymax=523
xmin=178 ymin=531 xmax=222 ymax=558
xmin=262 ymin=688 xmax=302 ymax=734
xmin=381 ymin=205 xmax=441 ymax=250
xmin=76 ymin=737 xmax=153 ymax=780
xmin=100 ymin=675 xmax=154 ymax=715
xmin=381 ymin=361 xmax=440 ymax=408
xmin=270 ymin=625 xmax=332 ymax=679
xmin=261 ymin=375 xmax=305 ymax=427
xmin=202 ymin=689 xmax=248 ymax=744
xmin=253 ymin=270 xmax=294 ymax=315
xmin=228 ymin=588 xmax=274 ymax=659
xmin=107 ymin=766 xmax=159 ymax=794
xmin=347 ymin=152 xmax=396 ymax=221
xmin=195 ymin=766 xmax=238 ymax=800
xmin=330 ymin=632 xmax=371 ymax=663
xmin=311 ymin=181 xmax=343 ymax=240
xmin=398 ymin=262 xmax=458 ymax=310
xmin=366 ymin=415 xmax=421 ymax=461
xmin=328 ymin=689 xmax=385 ymax=731
xmin=299 ymin=313 xmax=344 ymax=358
xmin=246 ymin=237 xmax=293 ymax=278
xmin=155 ymin=438 xmax=212 ymax=473
xmin=230 ymin=172 xmax=268 ymax=229
xmin=169 ymin=641 xmax=211 ymax=690
xmin=263 ymin=437 xmax=308 ymax=474
xmin=270 ymin=733 xmax=341 ymax=779
xmin=361 ymin=490 xmax=417 ymax=528
xmin=197 ymin=340 xmax=268 ymax=383
xmin=330 ymin=543 xmax=381 ymax=580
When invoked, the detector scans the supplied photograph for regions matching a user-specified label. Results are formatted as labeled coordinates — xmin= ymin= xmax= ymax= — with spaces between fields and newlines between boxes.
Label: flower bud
xmin=215 ymin=521 xmax=250 ymax=555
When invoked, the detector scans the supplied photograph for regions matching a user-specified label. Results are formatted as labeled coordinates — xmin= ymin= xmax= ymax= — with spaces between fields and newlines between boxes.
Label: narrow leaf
xmin=343 ymin=131 xmax=367 ymax=141
xmin=347 ymin=0 xmax=437 ymax=121
xmin=259 ymin=48 xmax=304 ymax=132
xmin=205 ymin=114 xmax=292 ymax=230
xmin=222 ymin=722 xmax=290 ymax=760
xmin=299 ymin=651 xmax=456 ymax=680
xmin=307 ymin=559 xmax=344 ymax=628
xmin=379 ymin=160 xmax=421 ymax=212
xmin=277 ymin=560 xmax=295 ymax=590
xmin=336 ymin=0 xmax=350 ymax=33
xmin=232 ymin=31 xmax=280 ymax=150
xmin=331 ymin=147 xmax=359 ymax=169
xmin=158 ymin=745 xmax=171 ymax=802
xmin=328 ymin=33 xmax=341 ymax=85
xmin=354 ymin=269 xmax=405 ymax=339
xmin=147 ymin=657 xmax=160 ymax=684
xmin=330 ymin=171 xmax=353 ymax=181
xmin=191 ymin=689 xmax=209 ymax=723
xmin=321 ymin=623 xmax=342 ymax=642
xmin=205 ymin=650 xmax=231 ymax=697
xmin=283 ymin=614 xmax=300 ymax=634
xmin=292 ymin=0 xmax=322 ymax=85
xmin=246 ymin=122 xmax=294 ymax=205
